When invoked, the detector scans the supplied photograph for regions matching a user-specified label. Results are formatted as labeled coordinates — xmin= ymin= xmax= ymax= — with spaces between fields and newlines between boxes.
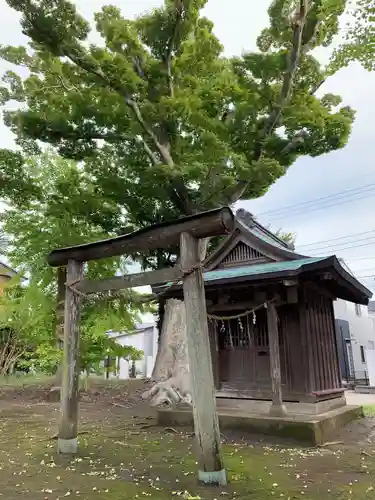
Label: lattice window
xmin=216 ymin=309 xmax=272 ymax=350
xmin=222 ymin=242 xmax=263 ymax=264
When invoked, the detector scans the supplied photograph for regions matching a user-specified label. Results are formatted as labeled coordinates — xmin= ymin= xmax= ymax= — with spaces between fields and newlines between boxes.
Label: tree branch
xmin=64 ymin=51 xmax=194 ymax=215
xmin=132 ymin=56 xmax=146 ymax=80
xmin=62 ymin=51 xmax=166 ymax=162
xmin=228 ymin=0 xmax=310 ymax=204
xmin=164 ymin=0 xmax=185 ymax=98
xmin=280 ymin=130 xmax=307 ymax=155
xmin=138 ymin=136 xmax=160 ymax=165
xmin=258 ymin=0 xmax=309 ymax=148
xmin=20 ymin=0 xmax=194 ymax=216
xmin=301 ymin=0 xmax=322 ymax=53
xmin=310 ymin=77 xmax=326 ymax=95
xmin=279 ymin=76 xmax=327 ymax=156
xmin=124 ymin=97 xmax=174 ymax=167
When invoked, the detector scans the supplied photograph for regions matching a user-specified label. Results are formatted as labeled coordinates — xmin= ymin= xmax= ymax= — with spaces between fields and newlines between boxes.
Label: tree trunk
xmin=142 ymin=298 xmax=192 ymax=407
xmin=142 ymin=237 xmax=211 ymax=407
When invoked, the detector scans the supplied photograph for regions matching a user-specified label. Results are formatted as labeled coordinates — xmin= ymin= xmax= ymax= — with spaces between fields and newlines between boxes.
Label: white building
xmin=108 ymin=322 xmax=158 ymax=379
xmin=334 ymin=299 xmax=375 ymax=382
xmin=332 ymin=258 xmax=375 ymax=384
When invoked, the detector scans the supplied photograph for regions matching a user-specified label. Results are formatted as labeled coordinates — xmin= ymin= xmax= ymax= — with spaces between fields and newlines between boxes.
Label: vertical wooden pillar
xmin=55 ymin=267 xmax=67 ymax=345
xmin=267 ymin=301 xmax=287 ymax=417
xmin=180 ymin=232 xmax=227 ymax=486
xmin=54 ymin=267 xmax=67 ymax=385
xmin=208 ymin=320 xmax=220 ymax=390
xmin=58 ymin=259 xmax=84 ymax=454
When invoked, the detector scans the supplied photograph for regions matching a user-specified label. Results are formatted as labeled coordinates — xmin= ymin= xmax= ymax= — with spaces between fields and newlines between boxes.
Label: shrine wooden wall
xmin=301 ymin=286 xmax=341 ymax=396
xmin=211 ymin=303 xmax=307 ymax=401
xmin=209 ymin=286 xmax=342 ymax=402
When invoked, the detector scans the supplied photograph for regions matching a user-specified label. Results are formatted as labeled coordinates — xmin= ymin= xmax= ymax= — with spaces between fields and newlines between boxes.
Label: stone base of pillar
xmin=269 ymin=404 xmax=287 ymax=417
xmin=57 ymin=437 xmax=78 ymax=454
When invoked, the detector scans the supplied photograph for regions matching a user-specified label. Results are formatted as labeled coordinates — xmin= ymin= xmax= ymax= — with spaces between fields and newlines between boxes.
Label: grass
xmin=0 ymin=373 xmax=54 ymax=388
xmin=0 ymin=405 xmax=374 ymax=499
xmin=0 ymin=373 xmax=146 ymax=391
xmin=363 ymin=404 xmax=375 ymax=417
xmin=0 ymin=379 xmax=375 ymax=499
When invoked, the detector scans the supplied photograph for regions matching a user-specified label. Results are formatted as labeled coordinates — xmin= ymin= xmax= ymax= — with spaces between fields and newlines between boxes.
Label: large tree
xmin=0 ymin=1 xmax=356 ymax=221
xmin=0 ymin=0 xmax=367 ymax=404
xmin=0 ymin=153 xmax=147 ymax=377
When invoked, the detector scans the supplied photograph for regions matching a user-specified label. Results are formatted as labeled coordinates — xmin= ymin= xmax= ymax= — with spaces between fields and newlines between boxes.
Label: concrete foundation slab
xmin=216 ymin=396 xmax=347 ymax=415
xmin=157 ymin=405 xmax=364 ymax=446
xmin=355 ymin=385 xmax=375 ymax=394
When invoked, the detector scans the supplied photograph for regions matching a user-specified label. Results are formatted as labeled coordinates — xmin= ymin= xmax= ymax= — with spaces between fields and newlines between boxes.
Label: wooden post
xmin=54 ymin=267 xmax=66 ymax=385
xmin=180 ymin=232 xmax=227 ymax=486
xmin=58 ymin=259 xmax=84 ymax=454
xmin=266 ymin=301 xmax=287 ymax=417
xmin=55 ymin=267 xmax=67 ymax=345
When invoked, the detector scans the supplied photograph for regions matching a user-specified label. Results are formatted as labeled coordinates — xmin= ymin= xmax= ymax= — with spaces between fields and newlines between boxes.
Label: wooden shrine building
xmin=47 ymin=207 xmax=372 ymax=459
xmin=155 ymin=213 xmax=372 ymax=412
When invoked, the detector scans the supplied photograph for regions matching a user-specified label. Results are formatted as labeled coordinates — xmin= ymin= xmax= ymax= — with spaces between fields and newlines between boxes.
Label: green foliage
xmin=0 ymin=278 xmax=54 ymax=344
xmin=31 ymin=344 xmax=62 ymax=375
xmin=0 ymin=152 xmax=148 ymax=375
xmin=0 ymin=275 xmax=145 ymax=375
xmin=273 ymin=228 xmax=296 ymax=249
xmin=331 ymin=0 xmax=375 ymax=71
xmin=1 ymin=153 xmax=125 ymax=285
xmin=0 ymin=149 xmax=40 ymax=205
xmin=0 ymin=278 xmax=55 ymax=374
xmin=0 ymin=0 xmax=359 ymax=237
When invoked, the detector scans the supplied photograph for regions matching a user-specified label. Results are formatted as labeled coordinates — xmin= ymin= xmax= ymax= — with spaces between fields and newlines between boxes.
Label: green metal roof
xmin=202 ymin=257 xmax=326 ymax=283
xmin=160 ymin=255 xmax=372 ymax=304
xmin=167 ymin=257 xmax=326 ymax=287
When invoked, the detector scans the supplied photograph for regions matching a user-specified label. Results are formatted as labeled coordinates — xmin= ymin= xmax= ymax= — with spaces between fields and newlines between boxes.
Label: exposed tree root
xmin=141 ymin=298 xmax=192 ymax=408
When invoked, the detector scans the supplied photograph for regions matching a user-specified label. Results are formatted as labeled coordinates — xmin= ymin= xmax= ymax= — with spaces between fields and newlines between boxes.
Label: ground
xmin=0 ymin=378 xmax=375 ymax=500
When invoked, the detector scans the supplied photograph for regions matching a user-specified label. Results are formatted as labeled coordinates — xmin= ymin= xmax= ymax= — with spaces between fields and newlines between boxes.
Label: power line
xmin=297 ymin=228 xmax=375 ymax=249
xmin=311 ymin=240 xmax=375 ymax=255
xmin=301 ymin=236 xmax=375 ymax=253
xmin=344 ymin=256 xmax=375 ymax=262
xmin=257 ymin=182 xmax=375 ymax=218
xmin=266 ymin=190 xmax=375 ymax=222
xmin=350 ymin=267 xmax=375 ymax=275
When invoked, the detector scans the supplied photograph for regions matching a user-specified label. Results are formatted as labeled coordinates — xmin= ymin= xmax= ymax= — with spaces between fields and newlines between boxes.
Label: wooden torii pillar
xmin=47 ymin=207 xmax=234 ymax=486
xmin=266 ymin=301 xmax=287 ymax=417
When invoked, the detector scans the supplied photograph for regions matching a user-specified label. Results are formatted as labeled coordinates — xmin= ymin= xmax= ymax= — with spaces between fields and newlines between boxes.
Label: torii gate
xmin=47 ymin=207 xmax=235 ymax=486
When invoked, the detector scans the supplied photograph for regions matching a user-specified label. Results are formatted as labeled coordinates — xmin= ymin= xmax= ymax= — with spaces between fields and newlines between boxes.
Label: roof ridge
xmin=235 ymin=209 xmax=291 ymax=249
xmin=252 ymin=219 xmax=290 ymax=249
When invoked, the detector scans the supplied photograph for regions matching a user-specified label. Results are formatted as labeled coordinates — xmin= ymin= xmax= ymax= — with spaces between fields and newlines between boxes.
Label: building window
xmin=355 ymin=304 xmax=362 ymax=316
xmin=360 ymin=345 xmax=366 ymax=363
xmin=369 ymin=341 xmax=375 ymax=350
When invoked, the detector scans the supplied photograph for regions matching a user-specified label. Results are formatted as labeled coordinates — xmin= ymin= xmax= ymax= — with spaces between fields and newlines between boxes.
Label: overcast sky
xmin=1 ymin=0 xmax=375 ymax=291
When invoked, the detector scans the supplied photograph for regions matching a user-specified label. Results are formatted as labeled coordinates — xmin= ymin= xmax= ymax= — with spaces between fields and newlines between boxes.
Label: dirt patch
xmin=0 ymin=381 xmax=375 ymax=499
xmin=0 ymin=377 xmax=152 ymax=407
